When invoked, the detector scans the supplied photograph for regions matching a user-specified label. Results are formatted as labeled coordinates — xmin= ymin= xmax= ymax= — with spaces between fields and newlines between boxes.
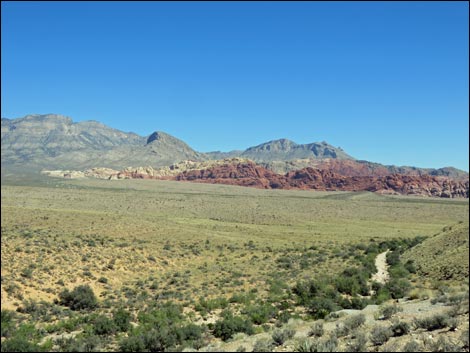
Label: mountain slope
xmin=1 ymin=114 xmax=204 ymax=170
xmin=402 ymin=222 xmax=469 ymax=281
xmin=237 ymin=139 xmax=354 ymax=161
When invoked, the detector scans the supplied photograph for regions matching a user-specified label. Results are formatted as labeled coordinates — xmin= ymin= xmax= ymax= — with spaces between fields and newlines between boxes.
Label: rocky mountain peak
xmin=146 ymin=131 xmax=170 ymax=144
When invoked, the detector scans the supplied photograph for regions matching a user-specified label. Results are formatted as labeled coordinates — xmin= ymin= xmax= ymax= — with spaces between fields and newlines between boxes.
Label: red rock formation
xmin=172 ymin=161 xmax=469 ymax=198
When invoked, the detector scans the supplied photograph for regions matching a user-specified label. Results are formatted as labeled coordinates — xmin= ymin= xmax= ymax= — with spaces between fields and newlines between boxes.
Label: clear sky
xmin=2 ymin=1 xmax=469 ymax=170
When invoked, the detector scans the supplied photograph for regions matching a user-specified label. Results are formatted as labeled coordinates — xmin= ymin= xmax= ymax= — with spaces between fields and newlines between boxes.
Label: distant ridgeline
xmin=2 ymin=114 xmax=469 ymax=198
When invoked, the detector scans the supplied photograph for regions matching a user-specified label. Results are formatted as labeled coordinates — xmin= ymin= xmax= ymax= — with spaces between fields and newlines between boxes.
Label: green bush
xmin=242 ymin=303 xmax=277 ymax=325
xmin=213 ymin=312 xmax=254 ymax=341
xmin=385 ymin=278 xmax=410 ymax=299
xmin=143 ymin=328 xmax=177 ymax=352
xmin=113 ymin=308 xmax=131 ymax=332
xmin=1 ymin=310 xmax=15 ymax=338
xmin=272 ymin=328 xmax=295 ymax=345
xmin=307 ymin=297 xmax=337 ymax=320
xmin=59 ymin=285 xmax=98 ymax=310
xmin=119 ymin=333 xmax=146 ymax=352
xmin=92 ymin=315 xmax=116 ymax=335
xmin=176 ymin=323 xmax=203 ymax=343
xmin=0 ymin=336 xmax=41 ymax=352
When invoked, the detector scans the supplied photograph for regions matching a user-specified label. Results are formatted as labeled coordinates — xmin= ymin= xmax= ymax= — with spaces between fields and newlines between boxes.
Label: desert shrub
xmin=308 ymin=320 xmax=324 ymax=337
xmin=373 ymin=286 xmax=392 ymax=304
xmin=119 ymin=333 xmax=146 ymax=352
xmin=347 ymin=331 xmax=367 ymax=352
xmin=1 ymin=310 xmax=16 ymax=338
xmin=386 ymin=251 xmax=400 ymax=266
xmin=295 ymin=336 xmax=338 ymax=352
xmin=338 ymin=296 xmax=369 ymax=310
xmin=275 ymin=310 xmax=291 ymax=325
xmin=176 ymin=323 xmax=203 ymax=343
xmin=370 ymin=325 xmax=392 ymax=346
xmin=92 ymin=315 xmax=116 ymax=335
xmin=334 ymin=314 xmax=365 ymax=337
xmin=295 ymin=338 xmax=315 ymax=352
xmin=0 ymin=336 xmax=41 ymax=352
xmin=54 ymin=336 xmax=82 ymax=352
xmin=16 ymin=299 xmax=47 ymax=317
xmin=377 ymin=303 xmax=402 ymax=320
xmin=76 ymin=334 xmax=101 ymax=352
xmin=195 ymin=297 xmax=228 ymax=314
xmin=425 ymin=335 xmax=461 ymax=352
xmin=314 ymin=335 xmax=338 ymax=352
xmin=344 ymin=313 xmax=366 ymax=330
xmin=59 ymin=285 xmax=98 ymax=311
xmin=242 ymin=303 xmax=277 ymax=325
xmin=143 ymin=327 xmax=178 ymax=352
xmin=402 ymin=340 xmax=423 ymax=352
xmin=307 ymin=297 xmax=338 ymax=320
xmin=404 ymin=260 xmax=416 ymax=274
xmin=113 ymin=308 xmax=131 ymax=332
xmin=335 ymin=270 xmax=369 ymax=296
xmin=213 ymin=312 xmax=254 ymax=341
xmin=385 ymin=278 xmax=410 ymax=299
xmin=445 ymin=317 xmax=458 ymax=331
xmin=20 ymin=266 xmax=34 ymax=279
xmin=460 ymin=328 xmax=469 ymax=350
xmin=272 ymin=328 xmax=295 ymax=345
xmin=252 ymin=338 xmax=274 ymax=352
xmin=390 ymin=320 xmax=410 ymax=337
xmin=97 ymin=277 xmax=108 ymax=284
xmin=137 ymin=301 xmax=183 ymax=327
xmin=293 ymin=280 xmax=326 ymax=305
xmin=413 ymin=313 xmax=449 ymax=331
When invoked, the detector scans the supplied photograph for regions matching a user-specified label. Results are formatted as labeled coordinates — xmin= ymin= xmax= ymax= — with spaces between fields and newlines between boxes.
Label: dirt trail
xmin=371 ymin=250 xmax=389 ymax=284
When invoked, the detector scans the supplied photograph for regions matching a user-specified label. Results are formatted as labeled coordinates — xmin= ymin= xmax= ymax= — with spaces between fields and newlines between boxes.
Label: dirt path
xmin=371 ymin=250 xmax=389 ymax=284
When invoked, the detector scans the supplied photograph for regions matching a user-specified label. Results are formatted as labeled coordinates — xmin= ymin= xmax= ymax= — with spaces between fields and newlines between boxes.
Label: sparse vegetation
xmin=1 ymin=178 xmax=468 ymax=352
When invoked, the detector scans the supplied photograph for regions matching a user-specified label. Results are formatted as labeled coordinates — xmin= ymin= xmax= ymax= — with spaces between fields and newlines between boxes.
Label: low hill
xmin=402 ymin=222 xmax=469 ymax=281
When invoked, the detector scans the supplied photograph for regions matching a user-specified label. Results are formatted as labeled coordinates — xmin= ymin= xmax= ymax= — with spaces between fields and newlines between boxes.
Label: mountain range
xmin=2 ymin=114 xmax=468 ymax=182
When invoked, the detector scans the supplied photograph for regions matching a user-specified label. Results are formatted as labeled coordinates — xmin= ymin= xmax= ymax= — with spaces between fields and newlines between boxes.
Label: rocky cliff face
xmin=42 ymin=159 xmax=469 ymax=198
xmin=173 ymin=161 xmax=469 ymax=198
xmin=262 ymin=158 xmax=469 ymax=180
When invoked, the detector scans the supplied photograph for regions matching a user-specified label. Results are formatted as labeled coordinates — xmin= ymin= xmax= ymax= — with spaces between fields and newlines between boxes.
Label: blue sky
xmin=2 ymin=1 xmax=469 ymax=170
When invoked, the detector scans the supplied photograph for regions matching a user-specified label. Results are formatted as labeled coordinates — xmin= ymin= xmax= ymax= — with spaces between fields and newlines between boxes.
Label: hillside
xmin=1 ymin=114 xmax=204 ymax=170
xmin=402 ymin=222 xmax=469 ymax=281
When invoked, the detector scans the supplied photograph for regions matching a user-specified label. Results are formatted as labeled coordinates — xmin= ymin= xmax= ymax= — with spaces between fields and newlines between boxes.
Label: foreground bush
xmin=370 ymin=325 xmax=393 ymax=346
xmin=213 ymin=312 xmax=254 ymax=341
xmin=58 ymin=284 xmax=98 ymax=310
